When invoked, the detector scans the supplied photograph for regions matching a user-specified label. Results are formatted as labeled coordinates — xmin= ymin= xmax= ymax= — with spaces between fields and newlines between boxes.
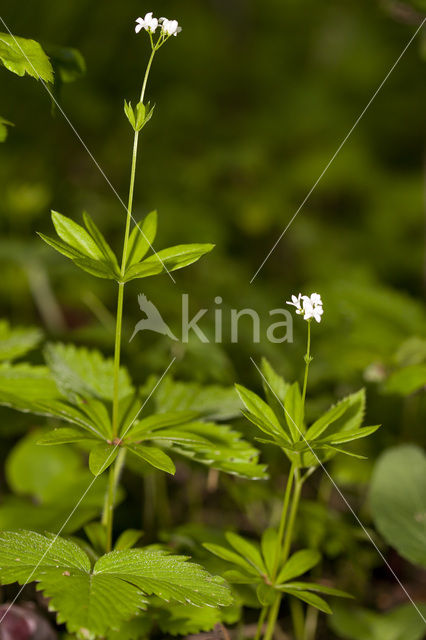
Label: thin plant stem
xmin=290 ymin=598 xmax=305 ymax=640
xmin=102 ymin=449 xmax=127 ymax=552
xmin=104 ymin=48 xmax=157 ymax=552
xmin=301 ymin=319 xmax=311 ymax=413
xmin=263 ymin=470 xmax=303 ymax=640
xmin=255 ymin=606 xmax=268 ymax=640
xmin=272 ymin=462 xmax=295 ymax=578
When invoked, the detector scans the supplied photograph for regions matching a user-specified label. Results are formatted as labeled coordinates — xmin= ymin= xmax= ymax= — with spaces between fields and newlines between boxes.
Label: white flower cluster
xmin=135 ymin=12 xmax=181 ymax=37
xmin=286 ymin=293 xmax=324 ymax=323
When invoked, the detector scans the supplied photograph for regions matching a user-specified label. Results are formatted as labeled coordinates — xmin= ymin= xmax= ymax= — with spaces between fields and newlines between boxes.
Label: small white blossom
xmin=135 ymin=12 xmax=159 ymax=34
xmin=287 ymin=292 xmax=324 ymax=323
xmin=159 ymin=17 xmax=181 ymax=36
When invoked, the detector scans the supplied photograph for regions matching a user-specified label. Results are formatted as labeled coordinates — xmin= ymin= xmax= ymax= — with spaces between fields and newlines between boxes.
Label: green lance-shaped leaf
xmin=279 ymin=588 xmax=332 ymax=614
xmin=261 ymin=358 xmax=290 ymax=429
xmin=0 ymin=32 xmax=53 ymax=82
xmin=39 ymin=211 xmax=120 ymax=279
xmin=89 ymin=443 xmax=119 ymax=476
xmin=127 ymin=444 xmax=176 ymax=475
xmin=225 ymin=532 xmax=266 ymax=575
xmin=283 ymin=381 xmax=304 ymax=441
xmin=235 ymin=384 xmax=288 ymax=442
xmin=125 ymin=210 xmax=158 ymax=269
xmin=276 ymin=549 xmax=321 ymax=584
xmin=0 ymin=531 xmax=232 ymax=636
xmin=124 ymin=243 xmax=215 ymax=281
xmin=370 ymin=445 xmax=426 ymax=567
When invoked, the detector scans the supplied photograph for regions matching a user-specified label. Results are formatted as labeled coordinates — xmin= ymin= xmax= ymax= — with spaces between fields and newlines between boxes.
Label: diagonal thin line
xmin=250 ymin=356 xmax=426 ymax=624
xmin=0 ymin=357 xmax=176 ymax=625
xmin=0 ymin=16 xmax=176 ymax=284
xmin=250 ymin=18 xmax=426 ymax=284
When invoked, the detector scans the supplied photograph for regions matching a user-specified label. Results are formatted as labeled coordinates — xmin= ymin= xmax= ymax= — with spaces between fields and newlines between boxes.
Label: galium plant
xmin=0 ymin=14 xmax=384 ymax=640
xmin=204 ymin=293 xmax=380 ymax=640
xmin=0 ymin=14 xmax=265 ymax=638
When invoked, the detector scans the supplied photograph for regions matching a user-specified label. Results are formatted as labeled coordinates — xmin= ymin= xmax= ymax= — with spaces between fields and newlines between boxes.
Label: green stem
xmin=301 ymin=320 xmax=311 ymax=415
xmin=272 ymin=462 xmax=295 ymax=579
xmin=102 ymin=449 xmax=127 ymax=552
xmin=263 ymin=470 xmax=302 ymax=640
xmin=290 ymin=598 xmax=305 ymax=640
xmin=255 ymin=606 xmax=268 ymax=640
xmin=104 ymin=49 xmax=156 ymax=551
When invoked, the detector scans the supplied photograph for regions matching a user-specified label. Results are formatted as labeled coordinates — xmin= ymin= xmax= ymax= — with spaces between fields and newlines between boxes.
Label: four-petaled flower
xmin=286 ymin=292 xmax=324 ymax=323
xmin=135 ymin=12 xmax=159 ymax=34
xmin=135 ymin=13 xmax=181 ymax=37
xmin=159 ymin=17 xmax=181 ymax=36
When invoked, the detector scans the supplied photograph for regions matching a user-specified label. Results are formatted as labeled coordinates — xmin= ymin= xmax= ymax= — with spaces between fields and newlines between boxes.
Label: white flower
xmin=135 ymin=12 xmax=159 ymax=34
xmin=287 ymin=292 xmax=324 ymax=323
xmin=159 ymin=17 xmax=181 ymax=36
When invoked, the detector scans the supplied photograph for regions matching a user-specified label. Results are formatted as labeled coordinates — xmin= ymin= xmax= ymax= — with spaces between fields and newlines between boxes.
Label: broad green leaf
xmin=279 ymin=588 xmax=332 ymax=614
xmin=225 ymin=532 xmax=266 ymax=575
xmin=0 ymin=115 xmax=13 ymax=142
xmin=330 ymin=602 xmax=426 ymax=640
xmin=127 ymin=444 xmax=176 ymax=475
xmin=83 ymin=212 xmax=119 ymax=274
xmin=276 ymin=549 xmax=321 ymax=584
xmin=149 ymin=376 xmax=243 ymax=421
xmin=256 ymin=583 xmax=276 ymax=606
xmin=370 ymin=445 xmax=426 ymax=567
xmin=0 ymin=319 xmax=42 ymax=361
xmin=124 ymin=243 xmax=214 ymax=281
xmin=95 ymin=548 xmax=232 ymax=607
xmin=203 ymin=543 xmax=257 ymax=575
xmin=0 ymin=532 xmax=232 ymax=635
xmin=126 ymin=210 xmax=158 ymax=268
xmin=45 ymin=342 xmax=133 ymax=402
xmin=89 ymin=444 xmax=119 ymax=476
xmin=0 ymin=32 xmax=53 ymax=81
xmin=284 ymin=382 xmax=303 ymax=441
xmin=383 ymin=364 xmax=426 ymax=396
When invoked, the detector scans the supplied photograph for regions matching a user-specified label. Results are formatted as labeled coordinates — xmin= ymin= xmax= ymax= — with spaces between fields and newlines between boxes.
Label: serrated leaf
xmin=124 ymin=243 xmax=214 ymax=281
xmin=0 ymin=319 xmax=42 ymax=361
xmin=124 ymin=410 xmax=198 ymax=441
xmin=157 ymin=602 xmax=222 ymax=636
xmin=126 ymin=211 xmax=158 ymax=268
xmin=89 ymin=443 xmax=119 ymax=476
xmin=276 ymin=549 xmax=321 ymax=584
xmin=45 ymin=342 xmax=133 ymax=402
xmin=127 ymin=444 xmax=176 ymax=475
xmin=0 ymin=32 xmax=53 ymax=82
xmin=0 ymin=532 xmax=232 ymax=635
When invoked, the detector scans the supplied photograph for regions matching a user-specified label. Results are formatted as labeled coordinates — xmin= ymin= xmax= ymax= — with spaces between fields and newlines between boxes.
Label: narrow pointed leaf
xmin=203 ymin=543 xmax=257 ymax=575
xmin=276 ymin=549 xmax=321 ymax=583
xmin=83 ymin=211 xmax=119 ymax=273
xmin=38 ymin=427 xmax=98 ymax=445
xmin=225 ymin=532 xmax=266 ymax=575
xmin=89 ymin=444 xmax=119 ymax=476
xmin=279 ymin=588 xmax=332 ymax=614
xmin=127 ymin=444 xmax=176 ymax=475
xmin=284 ymin=382 xmax=303 ymax=442
xmin=282 ymin=582 xmax=353 ymax=598
xmin=126 ymin=210 xmax=158 ymax=267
